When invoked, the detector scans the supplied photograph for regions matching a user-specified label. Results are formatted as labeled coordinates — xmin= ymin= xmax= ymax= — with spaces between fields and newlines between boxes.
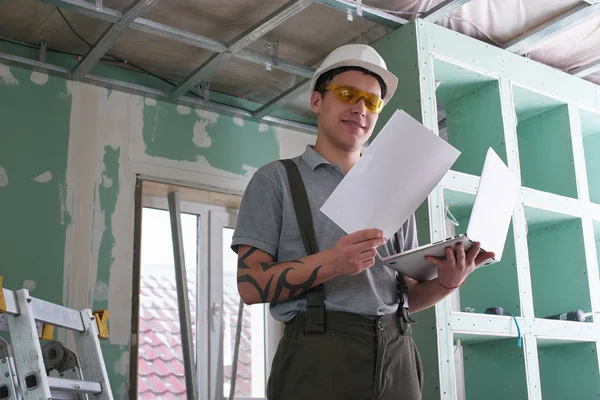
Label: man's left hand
xmin=425 ymin=242 xmax=495 ymax=288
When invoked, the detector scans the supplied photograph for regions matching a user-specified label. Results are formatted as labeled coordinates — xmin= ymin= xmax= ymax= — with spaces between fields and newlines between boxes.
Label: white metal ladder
xmin=0 ymin=277 xmax=113 ymax=400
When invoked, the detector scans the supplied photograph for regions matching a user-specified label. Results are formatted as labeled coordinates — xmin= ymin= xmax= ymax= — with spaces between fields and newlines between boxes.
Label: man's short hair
xmin=314 ymin=66 xmax=387 ymax=99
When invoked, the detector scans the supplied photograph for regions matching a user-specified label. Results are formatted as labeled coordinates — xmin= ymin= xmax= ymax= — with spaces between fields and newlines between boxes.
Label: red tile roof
xmin=138 ymin=270 xmax=254 ymax=398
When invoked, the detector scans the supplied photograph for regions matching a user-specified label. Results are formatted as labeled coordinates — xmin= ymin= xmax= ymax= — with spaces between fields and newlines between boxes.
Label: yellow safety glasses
xmin=324 ymin=85 xmax=385 ymax=114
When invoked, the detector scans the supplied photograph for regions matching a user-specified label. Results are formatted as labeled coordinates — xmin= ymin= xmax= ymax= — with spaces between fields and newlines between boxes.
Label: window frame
xmin=133 ymin=192 xmax=275 ymax=400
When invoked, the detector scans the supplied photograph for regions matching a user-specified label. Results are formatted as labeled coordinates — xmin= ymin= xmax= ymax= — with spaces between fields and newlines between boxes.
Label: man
xmin=231 ymin=44 xmax=494 ymax=400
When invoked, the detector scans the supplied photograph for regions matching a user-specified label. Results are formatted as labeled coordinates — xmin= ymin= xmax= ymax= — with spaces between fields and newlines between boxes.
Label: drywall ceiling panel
xmin=110 ymin=28 xmax=216 ymax=84
xmin=210 ymin=57 xmax=292 ymax=97
xmin=0 ymin=0 xmax=55 ymax=41
xmin=242 ymin=2 xmax=387 ymax=117
xmin=245 ymin=2 xmax=382 ymax=67
xmin=0 ymin=0 xmax=111 ymax=56
xmin=140 ymin=0 xmax=293 ymax=43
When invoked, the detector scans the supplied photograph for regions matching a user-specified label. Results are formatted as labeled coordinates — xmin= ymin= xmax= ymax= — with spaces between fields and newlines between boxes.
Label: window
xmin=135 ymin=184 xmax=270 ymax=400
xmin=138 ymin=207 xmax=198 ymax=398
xmin=221 ymin=225 xmax=266 ymax=399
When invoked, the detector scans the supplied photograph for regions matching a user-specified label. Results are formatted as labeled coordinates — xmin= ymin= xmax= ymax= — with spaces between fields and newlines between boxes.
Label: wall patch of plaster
xmin=193 ymin=120 xmax=212 ymax=148
xmin=144 ymin=97 xmax=157 ymax=106
xmin=114 ymin=350 xmax=129 ymax=376
xmin=30 ymin=72 xmax=49 ymax=86
xmin=33 ymin=171 xmax=53 ymax=183
xmin=0 ymin=166 xmax=7 ymax=187
xmin=243 ymin=164 xmax=258 ymax=175
xmin=102 ymin=174 xmax=113 ymax=188
xmin=94 ymin=281 xmax=109 ymax=301
xmin=233 ymin=115 xmax=245 ymax=126
xmin=275 ymin=125 xmax=316 ymax=160
xmin=23 ymin=280 xmax=36 ymax=292
xmin=177 ymin=105 xmax=191 ymax=115
xmin=196 ymin=109 xmax=219 ymax=123
xmin=63 ymin=83 xmax=137 ymax=346
xmin=105 ymin=91 xmax=139 ymax=346
xmin=0 ymin=65 xmax=18 ymax=85
xmin=259 ymin=122 xmax=268 ymax=132
xmin=119 ymin=383 xmax=127 ymax=400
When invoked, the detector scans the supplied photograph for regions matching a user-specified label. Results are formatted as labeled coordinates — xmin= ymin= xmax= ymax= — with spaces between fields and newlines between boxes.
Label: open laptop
xmin=381 ymin=148 xmax=520 ymax=281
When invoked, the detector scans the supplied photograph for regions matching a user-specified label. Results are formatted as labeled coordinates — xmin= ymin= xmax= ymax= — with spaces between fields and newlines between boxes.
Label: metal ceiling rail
xmin=171 ymin=0 xmax=314 ymax=99
xmin=252 ymin=79 xmax=311 ymax=120
xmin=227 ymin=0 xmax=314 ymax=53
xmin=0 ymin=51 xmax=318 ymax=135
xmin=36 ymin=0 xmax=315 ymax=78
xmin=71 ymin=0 xmax=159 ymax=79
xmin=324 ymin=0 xmax=409 ymax=24
xmin=169 ymin=52 xmax=233 ymax=99
xmin=504 ymin=2 xmax=600 ymax=55
xmin=423 ymin=0 xmax=474 ymax=22
xmin=28 ymin=0 xmax=599 ymax=123
xmin=571 ymin=59 xmax=600 ymax=78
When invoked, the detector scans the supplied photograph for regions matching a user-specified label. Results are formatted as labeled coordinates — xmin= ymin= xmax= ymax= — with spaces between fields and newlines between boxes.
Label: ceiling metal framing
xmin=71 ymin=0 xmax=159 ymax=79
xmin=504 ymin=2 xmax=600 ymax=55
xmin=2 ymin=0 xmax=600 ymax=135
xmin=423 ymin=0 xmax=473 ymax=22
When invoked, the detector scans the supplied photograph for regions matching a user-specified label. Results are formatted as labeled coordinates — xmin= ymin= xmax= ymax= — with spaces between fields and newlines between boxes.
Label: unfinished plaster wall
xmin=0 ymin=62 xmax=316 ymax=398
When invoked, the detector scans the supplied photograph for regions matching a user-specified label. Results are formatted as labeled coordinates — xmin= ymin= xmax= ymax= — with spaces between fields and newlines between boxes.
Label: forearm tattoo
xmin=238 ymin=247 xmax=322 ymax=303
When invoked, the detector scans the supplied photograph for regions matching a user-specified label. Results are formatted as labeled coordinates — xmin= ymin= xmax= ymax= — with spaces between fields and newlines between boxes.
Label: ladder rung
xmin=47 ymin=376 xmax=102 ymax=395
xmin=1 ymin=288 xmax=84 ymax=332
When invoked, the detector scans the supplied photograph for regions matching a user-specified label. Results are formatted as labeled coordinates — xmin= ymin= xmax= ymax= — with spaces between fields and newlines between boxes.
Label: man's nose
xmin=350 ymin=98 xmax=367 ymax=115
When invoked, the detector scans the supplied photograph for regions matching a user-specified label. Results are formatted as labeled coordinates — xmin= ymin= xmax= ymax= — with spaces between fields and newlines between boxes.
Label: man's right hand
xmin=330 ymin=229 xmax=386 ymax=276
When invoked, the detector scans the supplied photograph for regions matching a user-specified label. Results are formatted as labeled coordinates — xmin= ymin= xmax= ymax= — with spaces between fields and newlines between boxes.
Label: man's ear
xmin=310 ymin=91 xmax=322 ymax=114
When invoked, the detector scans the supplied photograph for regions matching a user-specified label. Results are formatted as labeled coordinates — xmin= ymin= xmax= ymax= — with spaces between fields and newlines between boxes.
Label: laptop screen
xmin=466 ymin=148 xmax=520 ymax=260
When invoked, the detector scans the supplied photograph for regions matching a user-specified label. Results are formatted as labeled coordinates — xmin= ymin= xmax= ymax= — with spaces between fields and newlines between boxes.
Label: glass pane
xmin=222 ymin=226 xmax=266 ymax=398
xmin=138 ymin=207 xmax=198 ymax=399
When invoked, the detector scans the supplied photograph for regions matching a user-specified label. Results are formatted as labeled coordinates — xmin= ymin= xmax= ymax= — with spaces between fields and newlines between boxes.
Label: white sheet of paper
xmin=320 ymin=109 xmax=461 ymax=239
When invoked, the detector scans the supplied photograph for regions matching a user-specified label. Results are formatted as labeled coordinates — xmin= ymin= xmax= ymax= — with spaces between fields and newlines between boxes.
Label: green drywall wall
xmin=528 ymin=219 xmax=591 ymax=318
xmin=518 ymin=105 xmax=578 ymax=199
xmin=371 ymin=22 xmax=423 ymax=130
xmin=419 ymin=20 xmax=600 ymax=111
xmin=580 ymin=109 xmax=600 ymax=138
xmin=410 ymin=307 xmax=440 ymax=400
xmin=412 ymin=201 xmax=439 ymax=400
xmin=100 ymin=344 xmax=129 ymax=399
xmin=446 ymin=82 xmax=508 ymax=176
xmin=433 ymin=58 xmax=496 ymax=106
xmin=596 ymin=222 xmax=600 ymax=270
xmin=460 ymin=223 xmax=520 ymax=316
xmin=583 ymin=132 xmax=600 ymax=204
xmin=0 ymin=60 xmax=291 ymax=399
xmin=143 ymin=101 xmax=280 ymax=175
xmin=0 ymin=40 xmax=316 ymax=127
xmin=0 ymin=66 xmax=71 ymax=305
xmin=538 ymin=342 xmax=600 ymax=400
xmin=373 ymin=25 xmax=445 ymax=400
xmin=443 ymin=190 xmax=520 ymax=315
xmin=462 ymin=339 xmax=527 ymax=400
xmin=512 ymin=85 xmax=564 ymax=123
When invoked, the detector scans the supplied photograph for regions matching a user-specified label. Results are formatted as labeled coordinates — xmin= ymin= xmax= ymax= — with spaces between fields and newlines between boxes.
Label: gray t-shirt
xmin=231 ymin=145 xmax=418 ymax=322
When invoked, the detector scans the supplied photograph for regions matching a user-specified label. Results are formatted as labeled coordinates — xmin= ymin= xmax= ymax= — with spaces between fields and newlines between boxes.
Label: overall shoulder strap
xmin=279 ymin=159 xmax=325 ymax=334
xmin=394 ymin=232 xmax=415 ymax=323
xmin=279 ymin=159 xmax=318 ymax=256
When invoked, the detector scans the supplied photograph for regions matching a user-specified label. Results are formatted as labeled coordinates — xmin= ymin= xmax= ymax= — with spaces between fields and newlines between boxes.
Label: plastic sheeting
xmin=365 ymin=0 xmax=600 ymax=84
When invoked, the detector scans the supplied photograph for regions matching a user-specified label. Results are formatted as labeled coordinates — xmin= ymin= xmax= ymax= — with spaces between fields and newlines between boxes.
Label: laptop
xmin=381 ymin=148 xmax=520 ymax=282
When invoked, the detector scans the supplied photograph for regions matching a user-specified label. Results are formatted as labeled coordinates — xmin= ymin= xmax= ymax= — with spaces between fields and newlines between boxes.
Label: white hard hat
xmin=310 ymin=44 xmax=398 ymax=105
